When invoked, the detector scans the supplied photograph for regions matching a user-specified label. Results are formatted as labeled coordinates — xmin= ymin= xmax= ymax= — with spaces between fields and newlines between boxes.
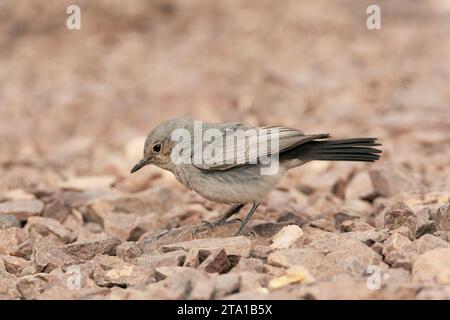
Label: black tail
xmin=294 ymin=138 xmax=382 ymax=162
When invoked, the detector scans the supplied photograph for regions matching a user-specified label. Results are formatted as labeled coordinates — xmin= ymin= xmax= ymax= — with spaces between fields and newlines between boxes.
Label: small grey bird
xmin=131 ymin=118 xmax=381 ymax=235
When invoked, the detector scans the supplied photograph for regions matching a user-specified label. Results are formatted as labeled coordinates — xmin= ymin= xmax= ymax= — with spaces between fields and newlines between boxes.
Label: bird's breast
xmin=173 ymin=164 xmax=285 ymax=204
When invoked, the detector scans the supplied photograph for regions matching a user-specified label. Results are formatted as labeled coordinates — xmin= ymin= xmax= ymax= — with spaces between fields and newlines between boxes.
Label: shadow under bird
xmin=131 ymin=118 xmax=382 ymax=236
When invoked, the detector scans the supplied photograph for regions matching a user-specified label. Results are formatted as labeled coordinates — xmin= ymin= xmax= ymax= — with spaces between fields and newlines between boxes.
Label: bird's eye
xmin=152 ymin=143 xmax=161 ymax=153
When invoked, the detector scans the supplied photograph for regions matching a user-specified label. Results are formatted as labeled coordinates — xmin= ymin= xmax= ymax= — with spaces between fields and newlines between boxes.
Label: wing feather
xmin=194 ymin=122 xmax=329 ymax=171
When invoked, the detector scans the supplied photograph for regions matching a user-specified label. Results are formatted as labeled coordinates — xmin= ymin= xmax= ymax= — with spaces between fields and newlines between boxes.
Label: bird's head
xmin=130 ymin=118 xmax=193 ymax=173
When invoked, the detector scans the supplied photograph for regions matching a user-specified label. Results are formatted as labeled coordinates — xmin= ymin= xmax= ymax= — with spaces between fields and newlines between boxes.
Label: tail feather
xmin=293 ymin=137 xmax=382 ymax=162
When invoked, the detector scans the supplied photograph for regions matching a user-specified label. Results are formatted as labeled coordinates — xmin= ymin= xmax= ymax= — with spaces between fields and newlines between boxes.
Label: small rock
xmin=251 ymin=245 xmax=272 ymax=259
xmin=214 ymin=273 xmax=241 ymax=298
xmin=58 ymin=175 xmax=116 ymax=191
xmin=369 ymin=168 xmax=417 ymax=197
xmin=384 ymin=201 xmax=417 ymax=240
xmin=154 ymin=266 xmax=190 ymax=280
xmin=268 ymin=268 xmax=308 ymax=290
xmin=252 ymin=222 xmax=287 ymax=238
xmin=87 ymin=187 xmax=180 ymax=215
xmin=340 ymin=199 xmax=373 ymax=218
xmin=231 ymin=258 xmax=264 ymax=273
xmin=238 ymin=272 xmax=270 ymax=292
xmin=190 ymin=280 xmax=216 ymax=300
xmin=270 ymin=225 xmax=304 ymax=250
xmin=0 ymin=215 xmax=20 ymax=230
xmin=343 ymin=229 xmax=389 ymax=246
xmin=25 ymin=216 xmax=73 ymax=243
xmin=262 ymin=264 xmax=286 ymax=277
xmin=116 ymin=241 xmax=143 ymax=262
xmin=309 ymin=218 xmax=335 ymax=232
xmin=345 ymin=171 xmax=377 ymax=200
xmin=61 ymin=237 xmax=121 ymax=260
xmin=385 ymin=234 xmax=449 ymax=269
xmin=0 ymin=268 xmax=20 ymax=299
xmin=326 ymin=239 xmax=386 ymax=278
xmin=134 ymin=251 xmax=186 ymax=273
xmin=183 ymin=248 xmax=200 ymax=268
xmin=412 ymin=248 xmax=450 ymax=285
xmin=3 ymin=255 xmax=30 ymax=275
xmin=276 ymin=212 xmax=308 ymax=226
xmin=267 ymin=248 xmax=335 ymax=280
xmin=307 ymin=192 xmax=343 ymax=219
xmin=382 ymin=233 xmax=411 ymax=258
xmin=162 ymin=237 xmax=252 ymax=257
xmin=371 ymin=242 xmax=384 ymax=255
xmin=0 ymin=227 xmax=29 ymax=255
xmin=435 ymin=204 xmax=450 ymax=231
xmin=340 ymin=219 xmax=374 ymax=232
xmin=416 ymin=287 xmax=450 ymax=300
xmin=32 ymin=235 xmax=80 ymax=273
xmin=92 ymin=256 xmax=153 ymax=288
xmin=16 ymin=274 xmax=50 ymax=299
xmin=42 ymin=192 xmax=81 ymax=222
xmin=198 ymin=249 xmax=230 ymax=273
xmin=0 ymin=199 xmax=44 ymax=221
xmin=103 ymin=212 xmax=161 ymax=241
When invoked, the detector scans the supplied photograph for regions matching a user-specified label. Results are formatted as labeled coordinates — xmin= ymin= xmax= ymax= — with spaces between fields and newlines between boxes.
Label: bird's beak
xmin=130 ymin=158 xmax=151 ymax=173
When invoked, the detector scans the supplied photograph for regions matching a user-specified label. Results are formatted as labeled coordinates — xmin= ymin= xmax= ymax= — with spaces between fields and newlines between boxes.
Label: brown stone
xmin=16 ymin=273 xmax=50 ymax=299
xmin=384 ymin=201 xmax=417 ymax=240
xmin=25 ymin=216 xmax=73 ymax=243
xmin=92 ymin=255 xmax=154 ymax=288
xmin=343 ymin=229 xmax=389 ymax=246
xmin=42 ymin=192 xmax=81 ymax=222
xmin=0 ymin=227 xmax=29 ymax=255
xmin=0 ymin=215 xmax=20 ymax=230
xmin=412 ymin=248 xmax=450 ymax=285
xmin=162 ymin=237 xmax=252 ymax=257
xmin=251 ymin=245 xmax=273 ymax=259
xmin=238 ymin=272 xmax=270 ymax=292
xmin=134 ymin=250 xmax=186 ymax=273
xmin=270 ymin=225 xmax=304 ymax=249
xmin=183 ymin=248 xmax=200 ymax=268
xmin=345 ymin=171 xmax=377 ymax=200
xmin=435 ymin=204 xmax=450 ymax=231
xmin=382 ymin=233 xmax=411 ymax=258
xmin=86 ymin=187 xmax=180 ymax=216
xmin=198 ymin=249 xmax=230 ymax=273
xmin=231 ymin=258 xmax=264 ymax=273
xmin=0 ymin=199 xmax=44 ymax=221
xmin=61 ymin=237 xmax=121 ymax=260
xmin=309 ymin=218 xmax=335 ymax=232
xmin=0 ymin=268 xmax=20 ymax=299
xmin=385 ymin=234 xmax=449 ymax=269
xmin=103 ymin=212 xmax=161 ymax=241
xmin=32 ymin=235 xmax=81 ymax=273
xmin=267 ymin=248 xmax=336 ymax=280
xmin=116 ymin=241 xmax=143 ymax=262
xmin=214 ymin=273 xmax=241 ymax=298
xmin=3 ymin=255 xmax=31 ymax=276
xmin=369 ymin=168 xmax=417 ymax=197
xmin=326 ymin=239 xmax=386 ymax=278
xmin=340 ymin=219 xmax=374 ymax=232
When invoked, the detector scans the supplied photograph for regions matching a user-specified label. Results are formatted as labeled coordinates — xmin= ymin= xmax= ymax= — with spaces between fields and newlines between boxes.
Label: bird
xmin=130 ymin=118 xmax=381 ymax=236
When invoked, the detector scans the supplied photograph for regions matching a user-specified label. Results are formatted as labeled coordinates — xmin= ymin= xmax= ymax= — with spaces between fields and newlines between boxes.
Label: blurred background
xmin=0 ymin=0 xmax=449 ymax=194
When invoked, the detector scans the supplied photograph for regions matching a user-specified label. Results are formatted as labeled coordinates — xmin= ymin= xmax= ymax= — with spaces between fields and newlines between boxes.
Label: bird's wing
xmin=193 ymin=122 xmax=329 ymax=171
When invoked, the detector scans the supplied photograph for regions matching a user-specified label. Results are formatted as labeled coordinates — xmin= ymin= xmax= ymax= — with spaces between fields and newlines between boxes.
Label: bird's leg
xmin=205 ymin=203 xmax=245 ymax=228
xmin=235 ymin=203 xmax=260 ymax=236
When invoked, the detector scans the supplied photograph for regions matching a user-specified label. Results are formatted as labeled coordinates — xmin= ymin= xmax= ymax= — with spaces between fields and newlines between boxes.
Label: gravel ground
xmin=1 ymin=0 xmax=449 ymax=299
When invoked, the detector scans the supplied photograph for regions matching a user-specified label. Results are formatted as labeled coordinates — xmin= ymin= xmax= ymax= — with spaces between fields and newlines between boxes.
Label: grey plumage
xmin=131 ymin=117 xmax=382 ymax=235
